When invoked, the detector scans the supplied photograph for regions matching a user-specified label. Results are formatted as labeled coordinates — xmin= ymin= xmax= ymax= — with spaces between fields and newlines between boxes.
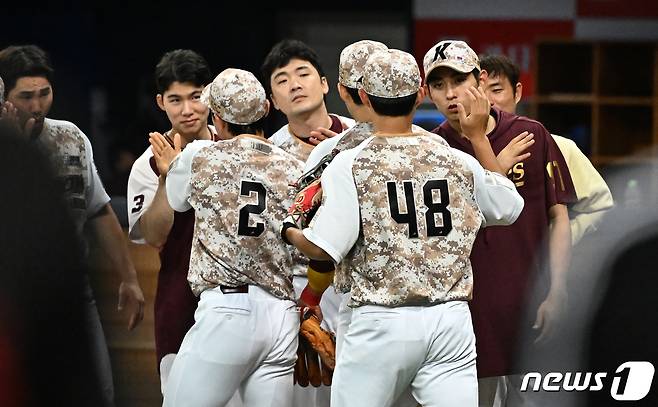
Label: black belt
xmin=219 ymin=284 xmax=249 ymax=294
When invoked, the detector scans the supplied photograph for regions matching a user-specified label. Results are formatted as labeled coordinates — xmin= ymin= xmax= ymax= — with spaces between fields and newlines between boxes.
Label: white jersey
xmin=304 ymin=133 xmax=524 ymax=307
xmin=126 ymin=127 xmax=217 ymax=244
xmin=270 ymin=114 xmax=355 ymax=162
xmin=35 ymin=118 xmax=110 ymax=231
xmin=166 ymin=136 xmax=306 ymax=299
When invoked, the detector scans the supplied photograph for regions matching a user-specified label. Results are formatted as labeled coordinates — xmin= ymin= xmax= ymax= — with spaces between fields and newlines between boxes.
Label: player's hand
xmin=458 ymin=86 xmax=490 ymax=142
xmin=118 ymin=278 xmax=146 ymax=331
xmin=149 ymin=132 xmax=181 ymax=176
xmin=497 ymin=131 xmax=534 ymax=173
xmin=533 ymin=288 xmax=567 ymax=345
xmin=0 ymin=101 xmax=36 ymax=138
xmin=309 ymin=127 xmax=338 ymax=145
xmin=298 ymin=285 xmax=324 ymax=323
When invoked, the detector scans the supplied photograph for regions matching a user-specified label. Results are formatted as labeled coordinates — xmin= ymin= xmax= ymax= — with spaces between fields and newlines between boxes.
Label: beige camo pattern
xmin=362 ymin=49 xmax=421 ymax=98
xmin=330 ymin=124 xmax=452 ymax=293
xmin=187 ymin=136 xmax=306 ymax=299
xmin=36 ymin=120 xmax=90 ymax=232
xmin=423 ymin=40 xmax=480 ymax=81
xmin=338 ymin=40 xmax=388 ymax=89
xmin=0 ymin=76 xmax=4 ymax=104
xmin=201 ymin=68 xmax=268 ymax=125
xmin=277 ymin=130 xmax=314 ymax=162
xmin=339 ymin=134 xmax=484 ymax=306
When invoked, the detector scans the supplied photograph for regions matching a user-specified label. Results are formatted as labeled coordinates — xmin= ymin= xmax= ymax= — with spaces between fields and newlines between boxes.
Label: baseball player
xmin=261 ymin=39 xmax=355 ymax=162
xmin=0 ymin=45 xmax=145 ymax=406
xmin=479 ymin=53 xmax=614 ymax=406
xmin=285 ymin=49 xmax=524 ymax=407
xmin=163 ymin=68 xmax=305 ymax=407
xmin=126 ymin=49 xmax=223 ymax=394
xmin=261 ymin=38 xmax=355 ymax=407
xmin=424 ymin=40 xmax=577 ymax=406
xmin=480 ymin=54 xmax=613 ymax=246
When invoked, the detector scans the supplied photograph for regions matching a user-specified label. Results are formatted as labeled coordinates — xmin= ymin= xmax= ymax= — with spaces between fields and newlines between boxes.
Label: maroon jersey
xmin=433 ymin=108 xmax=576 ymax=377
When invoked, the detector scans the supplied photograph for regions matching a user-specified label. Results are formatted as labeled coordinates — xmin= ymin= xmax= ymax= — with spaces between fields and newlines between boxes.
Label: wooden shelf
xmin=599 ymin=96 xmax=654 ymax=106
xmin=532 ymin=41 xmax=658 ymax=165
xmin=535 ymin=94 xmax=594 ymax=104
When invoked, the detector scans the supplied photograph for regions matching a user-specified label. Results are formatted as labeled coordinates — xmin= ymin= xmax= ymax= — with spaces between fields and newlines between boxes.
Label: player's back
xmin=342 ymin=133 xmax=483 ymax=307
xmin=187 ymin=136 xmax=305 ymax=300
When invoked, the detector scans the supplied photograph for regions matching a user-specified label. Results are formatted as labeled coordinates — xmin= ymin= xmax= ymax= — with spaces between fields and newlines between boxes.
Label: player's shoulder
xmin=498 ymin=110 xmax=550 ymax=137
xmin=44 ymin=118 xmax=86 ymax=140
xmin=131 ymin=147 xmax=156 ymax=175
xmin=269 ymin=124 xmax=291 ymax=146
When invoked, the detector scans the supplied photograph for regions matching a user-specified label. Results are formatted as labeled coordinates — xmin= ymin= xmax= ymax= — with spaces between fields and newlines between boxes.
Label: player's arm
xmin=458 ymin=86 xmax=505 ymax=175
xmin=82 ymin=131 xmax=145 ymax=331
xmin=165 ymin=137 xmax=214 ymax=212
xmin=553 ymin=136 xmax=613 ymax=244
xmin=136 ymin=176 xmax=173 ymax=248
xmin=454 ymin=149 xmax=524 ymax=227
xmin=534 ymin=130 xmax=576 ymax=344
xmin=88 ymin=204 xmax=145 ymax=330
xmin=288 ymin=150 xmax=361 ymax=265
xmin=286 ymin=228 xmax=333 ymax=261
xmin=535 ymin=203 xmax=571 ymax=344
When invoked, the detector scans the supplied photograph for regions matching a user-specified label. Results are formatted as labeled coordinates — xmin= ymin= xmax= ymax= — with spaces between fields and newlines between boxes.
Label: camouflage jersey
xmin=304 ymin=133 xmax=485 ymax=307
xmin=34 ymin=118 xmax=110 ymax=233
xmin=166 ymin=135 xmax=306 ymax=299
xmin=302 ymin=123 xmax=453 ymax=293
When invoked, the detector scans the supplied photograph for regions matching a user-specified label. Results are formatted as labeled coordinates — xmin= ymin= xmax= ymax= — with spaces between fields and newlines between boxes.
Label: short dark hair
xmin=261 ymin=39 xmax=325 ymax=94
xmin=155 ymin=49 xmax=212 ymax=94
xmin=344 ymin=86 xmax=363 ymax=106
xmin=367 ymin=92 xmax=418 ymax=117
xmin=480 ymin=55 xmax=520 ymax=95
xmin=0 ymin=45 xmax=54 ymax=97
xmin=225 ymin=115 xmax=267 ymax=136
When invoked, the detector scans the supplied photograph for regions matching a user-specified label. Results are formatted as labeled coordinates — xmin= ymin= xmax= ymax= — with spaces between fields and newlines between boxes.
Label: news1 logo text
xmin=521 ymin=361 xmax=655 ymax=401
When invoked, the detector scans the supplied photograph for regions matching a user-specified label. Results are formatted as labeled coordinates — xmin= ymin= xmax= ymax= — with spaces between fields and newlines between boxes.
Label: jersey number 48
xmin=386 ymin=179 xmax=452 ymax=238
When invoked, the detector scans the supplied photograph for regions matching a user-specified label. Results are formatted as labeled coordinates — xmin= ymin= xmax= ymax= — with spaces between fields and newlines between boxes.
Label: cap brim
xmin=425 ymin=61 xmax=476 ymax=81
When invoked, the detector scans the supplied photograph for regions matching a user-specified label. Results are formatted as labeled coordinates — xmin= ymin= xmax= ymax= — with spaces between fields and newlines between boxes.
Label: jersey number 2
xmin=386 ymin=179 xmax=452 ymax=238
xmin=238 ymin=181 xmax=266 ymax=237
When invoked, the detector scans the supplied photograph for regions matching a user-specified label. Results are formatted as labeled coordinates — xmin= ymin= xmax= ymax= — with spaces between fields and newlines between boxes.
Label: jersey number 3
xmin=386 ymin=179 xmax=452 ymax=238
xmin=238 ymin=180 xmax=266 ymax=237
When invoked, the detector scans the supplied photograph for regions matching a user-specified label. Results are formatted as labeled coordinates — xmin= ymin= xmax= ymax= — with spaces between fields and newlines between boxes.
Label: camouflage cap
xmin=201 ymin=68 xmax=267 ymax=125
xmin=338 ymin=40 xmax=388 ymax=89
xmin=0 ymin=76 xmax=4 ymax=104
xmin=423 ymin=40 xmax=480 ymax=81
xmin=362 ymin=49 xmax=421 ymax=99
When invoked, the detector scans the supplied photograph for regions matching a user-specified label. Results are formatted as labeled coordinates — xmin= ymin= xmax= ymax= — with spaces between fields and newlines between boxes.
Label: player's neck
xmin=235 ymin=132 xmax=269 ymax=142
xmin=287 ymin=106 xmax=332 ymax=140
xmin=372 ymin=115 xmax=414 ymax=136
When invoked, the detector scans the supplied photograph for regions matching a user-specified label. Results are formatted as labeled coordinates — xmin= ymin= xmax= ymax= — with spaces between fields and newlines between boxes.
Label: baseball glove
xmin=294 ymin=315 xmax=336 ymax=387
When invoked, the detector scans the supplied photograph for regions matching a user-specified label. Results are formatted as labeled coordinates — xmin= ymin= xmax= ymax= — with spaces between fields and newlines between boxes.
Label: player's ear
xmin=264 ymin=100 xmax=271 ymax=117
xmin=337 ymin=84 xmax=349 ymax=103
xmin=415 ymin=87 xmax=425 ymax=108
xmin=514 ymin=82 xmax=523 ymax=104
xmin=480 ymin=69 xmax=489 ymax=83
xmin=269 ymin=93 xmax=280 ymax=111
xmin=358 ymin=88 xmax=371 ymax=108
xmin=156 ymin=94 xmax=165 ymax=111
xmin=320 ymin=76 xmax=329 ymax=95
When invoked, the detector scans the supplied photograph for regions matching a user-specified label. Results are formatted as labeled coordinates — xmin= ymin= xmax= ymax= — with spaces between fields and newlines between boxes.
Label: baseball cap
xmin=0 ymin=76 xmax=4 ymax=104
xmin=338 ymin=40 xmax=388 ymax=89
xmin=362 ymin=49 xmax=421 ymax=99
xmin=201 ymin=68 xmax=268 ymax=125
xmin=423 ymin=40 xmax=480 ymax=81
